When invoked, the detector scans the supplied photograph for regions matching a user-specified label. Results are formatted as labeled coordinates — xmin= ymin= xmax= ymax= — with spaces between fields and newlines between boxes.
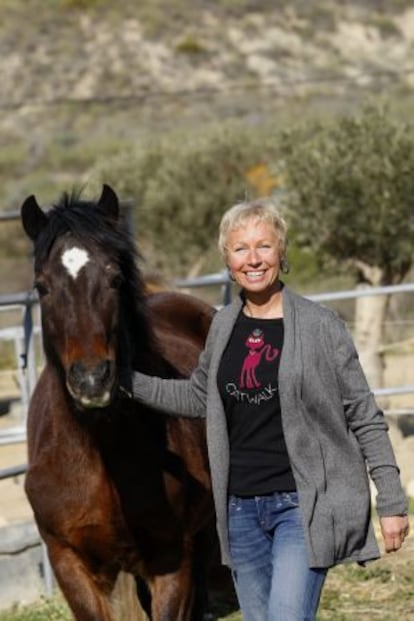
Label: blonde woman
xmin=127 ymin=198 xmax=409 ymax=621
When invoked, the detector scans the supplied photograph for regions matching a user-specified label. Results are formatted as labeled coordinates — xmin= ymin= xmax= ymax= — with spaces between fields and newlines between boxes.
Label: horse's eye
xmin=110 ymin=274 xmax=123 ymax=289
xmin=34 ymin=281 xmax=49 ymax=297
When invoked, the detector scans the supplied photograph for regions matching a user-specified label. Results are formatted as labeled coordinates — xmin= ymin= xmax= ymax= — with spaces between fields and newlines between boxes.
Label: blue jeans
xmin=228 ymin=492 xmax=327 ymax=621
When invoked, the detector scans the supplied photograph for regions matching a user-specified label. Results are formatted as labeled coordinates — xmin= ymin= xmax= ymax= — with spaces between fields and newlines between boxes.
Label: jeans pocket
xmin=228 ymin=495 xmax=241 ymax=512
xmin=283 ymin=491 xmax=300 ymax=508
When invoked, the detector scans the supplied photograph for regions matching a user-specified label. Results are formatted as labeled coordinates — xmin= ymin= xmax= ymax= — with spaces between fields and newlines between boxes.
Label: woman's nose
xmin=247 ymin=248 xmax=262 ymax=264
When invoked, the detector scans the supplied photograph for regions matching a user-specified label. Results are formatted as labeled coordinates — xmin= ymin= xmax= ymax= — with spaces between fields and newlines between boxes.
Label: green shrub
xmin=279 ymin=102 xmax=414 ymax=286
xmin=369 ymin=14 xmax=401 ymax=38
xmin=175 ymin=34 xmax=207 ymax=55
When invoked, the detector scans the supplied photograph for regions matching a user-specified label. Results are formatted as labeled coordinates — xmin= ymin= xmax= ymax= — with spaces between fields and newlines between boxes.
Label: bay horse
xmin=21 ymin=185 xmax=219 ymax=621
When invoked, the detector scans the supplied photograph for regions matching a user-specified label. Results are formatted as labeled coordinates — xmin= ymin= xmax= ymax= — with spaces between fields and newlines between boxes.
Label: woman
xmin=128 ymin=198 xmax=409 ymax=621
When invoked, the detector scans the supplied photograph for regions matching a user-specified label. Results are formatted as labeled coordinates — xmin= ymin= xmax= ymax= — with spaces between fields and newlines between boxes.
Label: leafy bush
xmin=279 ymin=102 xmax=414 ymax=286
xmin=175 ymin=34 xmax=207 ymax=55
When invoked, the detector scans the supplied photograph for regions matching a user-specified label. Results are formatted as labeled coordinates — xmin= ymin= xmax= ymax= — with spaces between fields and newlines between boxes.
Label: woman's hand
xmin=118 ymin=367 xmax=133 ymax=399
xmin=380 ymin=515 xmax=410 ymax=552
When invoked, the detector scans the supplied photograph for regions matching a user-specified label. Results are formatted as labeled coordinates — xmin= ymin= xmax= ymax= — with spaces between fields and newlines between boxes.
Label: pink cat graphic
xmin=240 ymin=329 xmax=279 ymax=389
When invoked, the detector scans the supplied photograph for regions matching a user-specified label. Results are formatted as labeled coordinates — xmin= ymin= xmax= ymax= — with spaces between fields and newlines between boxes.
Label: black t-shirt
xmin=217 ymin=312 xmax=296 ymax=496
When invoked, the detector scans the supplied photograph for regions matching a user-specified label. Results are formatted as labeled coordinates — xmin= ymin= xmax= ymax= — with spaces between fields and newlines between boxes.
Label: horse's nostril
xmin=68 ymin=360 xmax=113 ymax=390
xmin=96 ymin=360 xmax=112 ymax=383
xmin=69 ymin=361 xmax=86 ymax=384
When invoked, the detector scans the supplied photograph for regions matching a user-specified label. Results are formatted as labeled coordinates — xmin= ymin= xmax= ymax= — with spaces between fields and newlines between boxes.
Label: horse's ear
xmin=21 ymin=195 xmax=48 ymax=241
xmin=97 ymin=184 xmax=119 ymax=221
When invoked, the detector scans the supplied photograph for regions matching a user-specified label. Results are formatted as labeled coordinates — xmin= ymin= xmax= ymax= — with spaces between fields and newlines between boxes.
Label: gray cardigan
xmin=132 ymin=286 xmax=407 ymax=568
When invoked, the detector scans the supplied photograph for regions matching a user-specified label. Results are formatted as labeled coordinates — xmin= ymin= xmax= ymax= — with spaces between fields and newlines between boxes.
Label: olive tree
xmin=280 ymin=104 xmax=414 ymax=388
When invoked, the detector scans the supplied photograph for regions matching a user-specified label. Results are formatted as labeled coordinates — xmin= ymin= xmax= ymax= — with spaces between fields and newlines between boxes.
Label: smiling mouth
xmin=245 ymin=271 xmax=265 ymax=278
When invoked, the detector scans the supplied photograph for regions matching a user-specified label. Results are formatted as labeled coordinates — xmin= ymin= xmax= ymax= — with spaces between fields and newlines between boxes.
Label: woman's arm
xmin=127 ymin=313 xmax=221 ymax=417
xmin=327 ymin=315 xmax=408 ymax=517
xmin=130 ymin=347 xmax=210 ymax=418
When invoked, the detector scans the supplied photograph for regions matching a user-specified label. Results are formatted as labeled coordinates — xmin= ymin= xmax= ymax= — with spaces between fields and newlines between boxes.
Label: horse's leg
xmin=151 ymin=572 xmax=195 ymax=621
xmin=45 ymin=536 xmax=116 ymax=621
xmin=150 ymin=547 xmax=207 ymax=621
xmin=112 ymin=573 xmax=150 ymax=621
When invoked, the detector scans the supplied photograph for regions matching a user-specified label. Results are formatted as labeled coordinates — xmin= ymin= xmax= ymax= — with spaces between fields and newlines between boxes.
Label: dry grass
xmin=1 ymin=524 xmax=412 ymax=621
xmin=216 ymin=529 xmax=414 ymax=620
xmin=318 ymin=533 xmax=414 ymax=620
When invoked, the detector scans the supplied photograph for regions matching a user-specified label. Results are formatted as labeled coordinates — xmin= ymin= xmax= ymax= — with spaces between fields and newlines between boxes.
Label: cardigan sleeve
xmin=131 ymin=355 xmax=208 ymax=418
xmin=326 ymin=314 xmax=408 ymax=517
xmin=129 ymin=313 xmax=220 ymax=418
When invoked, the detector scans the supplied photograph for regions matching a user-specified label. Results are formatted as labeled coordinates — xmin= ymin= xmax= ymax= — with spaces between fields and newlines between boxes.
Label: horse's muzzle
xmin=67 ymin=359 xmax=115 ymax=408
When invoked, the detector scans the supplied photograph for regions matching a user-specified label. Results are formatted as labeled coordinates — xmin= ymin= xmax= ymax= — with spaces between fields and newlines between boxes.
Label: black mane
xmin=35 ymin=191 xmax=137 ymax=268
xmin=33 ymin=190 xmax=159 ymax=369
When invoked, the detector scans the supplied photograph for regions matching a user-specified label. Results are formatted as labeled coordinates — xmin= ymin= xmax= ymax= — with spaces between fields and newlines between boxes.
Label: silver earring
xmin=280 ymin=258 xmax=290 ymax=274
xmin=227 ymin=268 xmax=235 ymax=282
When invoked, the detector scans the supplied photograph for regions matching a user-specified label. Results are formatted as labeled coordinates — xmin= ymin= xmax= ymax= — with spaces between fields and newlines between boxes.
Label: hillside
xmin=3 ymin=1 xmax=414 ymax=113
xmin=2 ymin=0 xmax=414 ymax=291
xmin=3 ymin=0 xmax=414 ymax=192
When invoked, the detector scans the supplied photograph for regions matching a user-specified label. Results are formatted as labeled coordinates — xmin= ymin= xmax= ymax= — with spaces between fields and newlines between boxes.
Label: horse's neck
xmin=123 ymin=308 xmax=165 ymax=375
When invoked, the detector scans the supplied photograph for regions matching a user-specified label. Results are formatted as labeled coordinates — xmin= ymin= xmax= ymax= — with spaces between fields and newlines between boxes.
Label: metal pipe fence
xmin=0 ymin=291 xmax=41 ymax=435
xmin=0 ymin=276 xmax=413 ymax=601
xmin=0 ymin=276 xmax=412 ymax=447
xmin=0 ymin=277 xmax=413 ymax=438
xmin=0 ymin=463 xmax=27 ymax=480
xmin=175 ymin=270 xmax=414 ymax=304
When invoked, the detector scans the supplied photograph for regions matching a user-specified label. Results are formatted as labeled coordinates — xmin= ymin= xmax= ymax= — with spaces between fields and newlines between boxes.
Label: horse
xmin=21 ymin=184 xmax=221 ymax=621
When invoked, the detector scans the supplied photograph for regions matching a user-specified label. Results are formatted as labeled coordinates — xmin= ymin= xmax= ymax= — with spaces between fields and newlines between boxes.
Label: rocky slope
xmin=2 ymin=0 xmax=414 ymax=292
xmin=2 ymin=1 xmax=414 ymax=125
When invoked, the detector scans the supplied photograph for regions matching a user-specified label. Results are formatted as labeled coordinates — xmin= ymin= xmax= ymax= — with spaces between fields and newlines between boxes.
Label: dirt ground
xmin=0 ymin=411 xmax=32 ymax=526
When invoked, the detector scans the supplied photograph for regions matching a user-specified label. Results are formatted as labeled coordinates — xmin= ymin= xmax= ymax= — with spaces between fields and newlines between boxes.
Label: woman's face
xmin=225 ymin=218 xmax=281 ymax=296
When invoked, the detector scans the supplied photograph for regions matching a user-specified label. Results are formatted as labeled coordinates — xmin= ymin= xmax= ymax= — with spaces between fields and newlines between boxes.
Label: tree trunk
xmin=354 ymin=285 xmax=389 ymax=392
xmin=352 ymin=261 xmax=391 ymax=397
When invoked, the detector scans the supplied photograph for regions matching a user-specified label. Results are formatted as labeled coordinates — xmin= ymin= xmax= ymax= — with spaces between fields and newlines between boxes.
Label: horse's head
xmin=21 ymin=185 xmax=143 ymax=410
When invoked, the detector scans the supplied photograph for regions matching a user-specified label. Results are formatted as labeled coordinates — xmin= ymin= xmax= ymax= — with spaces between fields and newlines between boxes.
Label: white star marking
xmin=61 ymin=246 xmax=90 ymax=279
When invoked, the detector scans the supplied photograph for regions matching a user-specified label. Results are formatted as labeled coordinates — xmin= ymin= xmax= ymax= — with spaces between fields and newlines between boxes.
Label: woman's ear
xmin=280 ymin=257 xmax=290 ymax=274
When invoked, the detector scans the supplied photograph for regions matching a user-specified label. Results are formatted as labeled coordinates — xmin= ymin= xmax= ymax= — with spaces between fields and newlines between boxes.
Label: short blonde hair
xmin=218 ymin=197 xmax=288 ymax=259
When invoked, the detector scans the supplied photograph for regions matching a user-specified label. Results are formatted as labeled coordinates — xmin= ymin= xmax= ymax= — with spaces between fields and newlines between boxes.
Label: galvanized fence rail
xmin=0 ymin=276 xmax=413 ymax=600
xmin=0 ymin=276 xmax=413 ymax=447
